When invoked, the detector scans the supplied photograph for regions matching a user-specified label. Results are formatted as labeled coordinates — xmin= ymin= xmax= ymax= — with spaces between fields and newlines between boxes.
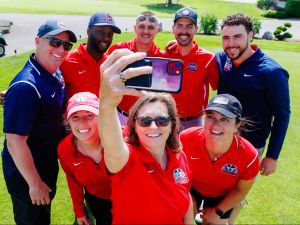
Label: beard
xmin=176 ymin=33 xmax=193 ymax=47
xmin=88 ymin=36 xmax=110 ymax=54
xmin=225 ymin=41 xmax=249 ymax=61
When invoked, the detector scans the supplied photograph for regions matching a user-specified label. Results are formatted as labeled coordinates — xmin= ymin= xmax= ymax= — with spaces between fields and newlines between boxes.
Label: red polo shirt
xmin=58 ymin=134 xmax=111 ymax=218
xmin=108 ymin=39 xmax=164 ymax=114
xmin=110 ymin=144 xmax=191 ymax=224
xmin=166 ymin=41 xmax=219 ymax=118
xmin=60 ymin=43 xmax=107 ymax=100
xmin=180 ymin=127 xmax=260 ymax=197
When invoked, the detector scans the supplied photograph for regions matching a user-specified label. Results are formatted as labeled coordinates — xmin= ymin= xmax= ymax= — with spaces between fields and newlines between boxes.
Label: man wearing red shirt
xmin=107 ymin=11 xmax=164 ymax=126
xmin=60 ymin=12 xmax=121 ymax=100
xmin=167 ymin=7 xmax=219 ymax=130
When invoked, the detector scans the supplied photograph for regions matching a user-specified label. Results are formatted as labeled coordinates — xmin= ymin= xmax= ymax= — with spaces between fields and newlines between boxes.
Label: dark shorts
xmin=84 ymin=189 xmax=112 ymax=225
xmin=191 ymin=187 xmax=233 ymax=219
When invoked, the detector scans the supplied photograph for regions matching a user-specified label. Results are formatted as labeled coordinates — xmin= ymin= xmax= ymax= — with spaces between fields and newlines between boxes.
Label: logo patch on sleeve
xmin=173 ymin=168 xmax=188 ymax=184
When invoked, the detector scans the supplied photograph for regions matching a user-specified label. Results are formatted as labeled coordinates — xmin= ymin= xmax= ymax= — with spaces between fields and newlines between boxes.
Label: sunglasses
xmin=136 ymin=116 xmax=171 ymax=127
xmin=42 ymin=36 xmax=73 ymax=51
xmin=136 ymin=15 xmax=158 ymax=24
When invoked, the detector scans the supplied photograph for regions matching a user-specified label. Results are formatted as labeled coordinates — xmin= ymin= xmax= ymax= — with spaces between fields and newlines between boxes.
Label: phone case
xmin=144 ymin=57 xmax=183 ymax=93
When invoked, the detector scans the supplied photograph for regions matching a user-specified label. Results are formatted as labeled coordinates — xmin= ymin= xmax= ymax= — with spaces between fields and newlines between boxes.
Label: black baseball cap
xmin=37 ymin=20 xmax=77 ymax=43
xmin=88 ymin=12 xmax=121 ymax=34
xmin=174 ymin=7 xmax=198 ymax=25
xmin=205 ymin=94 xmax=242 ymax=119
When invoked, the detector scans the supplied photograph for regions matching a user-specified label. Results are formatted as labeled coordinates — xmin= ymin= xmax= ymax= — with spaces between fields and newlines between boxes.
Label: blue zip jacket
xmin=216 ymin=46 xmax=290 ymax=160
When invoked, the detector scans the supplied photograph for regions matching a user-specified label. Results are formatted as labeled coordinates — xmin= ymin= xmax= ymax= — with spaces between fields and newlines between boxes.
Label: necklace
xmin=77 ymin=140 xmax=102 ymax=164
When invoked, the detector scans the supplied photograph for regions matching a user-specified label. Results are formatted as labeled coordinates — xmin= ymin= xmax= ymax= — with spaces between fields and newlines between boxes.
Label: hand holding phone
xmin=124 ymin=57 xmax=183 ymax=93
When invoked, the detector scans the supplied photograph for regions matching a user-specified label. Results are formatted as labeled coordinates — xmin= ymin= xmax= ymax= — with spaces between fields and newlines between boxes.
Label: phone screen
xmin=125 ymin=57 xmax=183 ymax=93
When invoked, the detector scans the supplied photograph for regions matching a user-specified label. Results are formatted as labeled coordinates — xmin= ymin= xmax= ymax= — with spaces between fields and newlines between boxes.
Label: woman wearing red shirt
xmin=98 ymin=49 xmax=194 ymax=224
xmin=180 ymin=94 xmax=260 ymax=225
xmin=58 ymin=92 xmax=111 ymax=225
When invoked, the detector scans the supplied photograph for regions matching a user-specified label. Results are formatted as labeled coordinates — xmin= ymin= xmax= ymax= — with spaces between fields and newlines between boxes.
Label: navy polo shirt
xmin=2 ymin=54 xmax=66 ymax=176
xmin=217 ymin=47 xmax=290 ymax=160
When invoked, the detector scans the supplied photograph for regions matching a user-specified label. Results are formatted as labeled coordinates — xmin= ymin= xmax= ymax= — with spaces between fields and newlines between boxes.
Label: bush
xmin=285 ymin=0 xmax=300 ymax=18
xmin=252 ymin=17 xmax=262 ymax=35
xmin=257 ymin=0 xmax=273 ymax=9
xmin=262 ymin=9 xmax=288 ymax=19
xmin=200 ymin=14 xmax=218 ymax=35
xmin=273 ymin=23 xmax=293 ymax=41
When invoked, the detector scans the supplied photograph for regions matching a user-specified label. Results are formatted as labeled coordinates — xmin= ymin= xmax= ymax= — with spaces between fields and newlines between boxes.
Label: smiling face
xmin=204 ymin=111 xmax=238 ymax=144
xmin=173 ymin=17 xmax=198 ymax=47
xmin=135 ymin=101 xmax=171 ymax=152
xmin=221 ymin=24 xmax=253 ymax=64
xmin=68 ymin=110 xmax=99 ymax=142
xmin=35 ymin=32 xmax=70 ymax=74
xmin=87 ymin=25 xmax=114 ymax=54
xmin=134 ymin=19 xmax=159 ymax=46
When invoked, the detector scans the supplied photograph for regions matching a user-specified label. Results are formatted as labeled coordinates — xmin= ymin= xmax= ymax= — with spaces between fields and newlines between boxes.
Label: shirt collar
xmin=29 ymin=53 xmax=60 ymax=83
xmin=78 ymin=42 xmax=107 ymax=65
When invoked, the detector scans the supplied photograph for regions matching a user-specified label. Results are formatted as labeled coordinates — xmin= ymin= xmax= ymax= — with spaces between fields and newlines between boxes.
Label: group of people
xmin=1 ymin=6 xmax=290 ymax=225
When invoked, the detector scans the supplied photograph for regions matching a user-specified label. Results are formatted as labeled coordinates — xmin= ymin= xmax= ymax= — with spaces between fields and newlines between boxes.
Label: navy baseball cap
xmin=174 ymin=7 xmax=198 ymax=25
xmin=205 ymin=94 xmax=242 ymax=119
xmin=37 ymin=20 xmax=77 ymax=43
xmin=88 ymin=12 xmax=121 ymax=34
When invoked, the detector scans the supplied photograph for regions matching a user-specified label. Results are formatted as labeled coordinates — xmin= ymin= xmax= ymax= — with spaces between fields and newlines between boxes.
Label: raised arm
xmin=98 ymin=49 xmax=152 ymax=173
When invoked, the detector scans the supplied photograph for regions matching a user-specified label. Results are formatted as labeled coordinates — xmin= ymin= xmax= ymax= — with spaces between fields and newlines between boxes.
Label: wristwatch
xmin=215 ymin=207 xmax=225 ymax=218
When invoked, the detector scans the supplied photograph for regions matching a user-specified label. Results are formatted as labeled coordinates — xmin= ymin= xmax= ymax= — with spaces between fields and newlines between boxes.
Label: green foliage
xmin=252 ymin=17 xmax=262 ymax=35
xmin=273 ymin=23 xmax=293 ymax=41
xmin=285 ymin=0 xmax=300 ymax=18
xmin=257 ymin=0 xmax=273 ymax=10
xmin=262 ymin=9 xmax=288 ymax=18
xmin=284 ymin=22 xmax=292 ymax=28
xmin=199 ymin=14 xmax=218 ymax=35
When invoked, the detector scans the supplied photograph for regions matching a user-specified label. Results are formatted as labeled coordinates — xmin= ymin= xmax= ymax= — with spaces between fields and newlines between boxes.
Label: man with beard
xmin=107 ymin=11 xmax=164 ymax=126
xmin=61 ymin=12 xmax=121 ymax=100
xmin=167 ymin=7 xmax=219 ymax=130
xmin=216 ymin=13 xmax=290 ymax=223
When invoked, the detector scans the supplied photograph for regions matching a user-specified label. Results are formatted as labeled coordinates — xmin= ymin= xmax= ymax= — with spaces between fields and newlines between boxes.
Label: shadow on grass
xmin=143 ymin=3 xmax=187 ymax=15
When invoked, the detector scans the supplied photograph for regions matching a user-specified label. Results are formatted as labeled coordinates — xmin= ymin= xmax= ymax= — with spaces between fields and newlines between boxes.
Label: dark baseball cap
xmin=174 ymin=7 xmax=198 ymax=25
xmin=88 ymin=12 xmax=121 ymax=34
xmin=205 ymin=94 xmax=242 ymax=119
xmin=37 ymin=20 xmax=77 ymax=43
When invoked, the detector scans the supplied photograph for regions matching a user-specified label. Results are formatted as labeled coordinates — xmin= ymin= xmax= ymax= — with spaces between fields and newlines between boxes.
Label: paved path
xmin=0 ymin=13 xmax=299 ymax=57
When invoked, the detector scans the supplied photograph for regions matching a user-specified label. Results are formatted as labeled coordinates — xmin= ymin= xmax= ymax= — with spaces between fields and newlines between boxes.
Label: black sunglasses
xmin=42 ymin=36 xmax=73 ymax=51
xmin=136 ymin=116 xmax=171 ymax=127
xmin=136 ymin=15 xmax=158 ymax=24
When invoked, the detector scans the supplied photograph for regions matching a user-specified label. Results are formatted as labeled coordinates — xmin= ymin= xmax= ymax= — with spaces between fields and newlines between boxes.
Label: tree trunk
xmin=167 ymin=0 xmax=173 ymax=7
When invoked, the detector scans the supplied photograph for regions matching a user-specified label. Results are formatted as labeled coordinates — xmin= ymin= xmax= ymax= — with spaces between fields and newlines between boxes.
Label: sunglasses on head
xmin=136 ymin=15 xmax=157 ymax=24
xmin=136 ymin=116 xmax=171 ymax=127
xmin=42 ymin=36 xmax=73 ymax=51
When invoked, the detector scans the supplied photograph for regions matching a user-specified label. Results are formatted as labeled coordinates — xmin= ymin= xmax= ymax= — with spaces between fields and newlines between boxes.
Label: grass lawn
xmin=0 ymin=0 xmax=266 ymax=19
xmin=0 ymin=33 xmax=300 ymax=224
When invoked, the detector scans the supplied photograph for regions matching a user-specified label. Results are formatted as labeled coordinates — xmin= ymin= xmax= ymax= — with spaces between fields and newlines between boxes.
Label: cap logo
xmin=213 ymin=96 xmax=229 ymax=105
xmin=76 ymin=94 xmax=88 ymax=103
xmin=57 ymin=21 xmax=67 ymax=29
xmin=106 ymin=13 xmax=113 ymax=23
xmin=182 ymin=9 xmax=190 ymax=16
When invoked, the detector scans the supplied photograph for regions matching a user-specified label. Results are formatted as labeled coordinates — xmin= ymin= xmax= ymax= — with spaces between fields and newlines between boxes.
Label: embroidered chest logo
xmin=187 ymin=63 xmax=197 ymax=72
xmin=173 ymin=168 xmax=188 ymax=184
xmin=224 ymin=59 xmax=232 ymax=72
xmin=222 ymin=164 xmax=238 ymax=176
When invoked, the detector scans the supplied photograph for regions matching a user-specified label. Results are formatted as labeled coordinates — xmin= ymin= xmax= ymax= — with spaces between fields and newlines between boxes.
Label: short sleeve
xmin=4 ymin=82 xmax=40 ymax=135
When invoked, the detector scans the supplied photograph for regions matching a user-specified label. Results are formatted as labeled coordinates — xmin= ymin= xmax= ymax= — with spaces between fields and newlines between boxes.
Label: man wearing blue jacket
xmin=217 ymin=13 xmax=290 ymax=177
xmin=216 ymin=13 xmax=290 ymax=224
